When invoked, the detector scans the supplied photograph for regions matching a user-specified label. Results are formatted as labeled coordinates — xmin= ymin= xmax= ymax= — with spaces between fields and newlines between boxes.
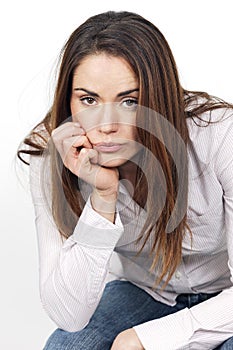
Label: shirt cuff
xmin=133 ymin=307 xmax=197 ymax=350
xmin=71 ymin=196 xmax=124 ymax=248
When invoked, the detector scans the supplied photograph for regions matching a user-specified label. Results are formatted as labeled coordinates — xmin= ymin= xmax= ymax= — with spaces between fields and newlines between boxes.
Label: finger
xmin=60 ymin=136 xmax=92 ymax=166
xmin=84 ymin=148 xmax=99 ymax=164
xmin=76 ymin=149 xmax=100 ymax=178
xmin=51 ymin=122 xmax=85 ymax=142
xmin=69 ymin=135 xmax=93 ymax=150
xmin=78 ymin=148 xmax=98 ymax=167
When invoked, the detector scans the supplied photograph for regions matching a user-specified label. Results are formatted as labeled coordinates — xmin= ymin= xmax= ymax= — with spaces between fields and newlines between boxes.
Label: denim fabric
xmin=43 ymin=280 xmax=233 ymax=350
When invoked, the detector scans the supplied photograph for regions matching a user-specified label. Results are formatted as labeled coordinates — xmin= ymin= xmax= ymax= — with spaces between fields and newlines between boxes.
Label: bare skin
xmin=52 ymin=53 xmax=141 ymax=223
xmin=111 ymin=329 xmax=144 ymax=350
xmin=52 ymin=53 xmax=144 ymax=349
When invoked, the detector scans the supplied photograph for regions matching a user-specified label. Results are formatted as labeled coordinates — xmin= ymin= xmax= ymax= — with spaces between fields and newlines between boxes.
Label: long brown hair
xmin=18 ymin=11 xmax=233 ymax=286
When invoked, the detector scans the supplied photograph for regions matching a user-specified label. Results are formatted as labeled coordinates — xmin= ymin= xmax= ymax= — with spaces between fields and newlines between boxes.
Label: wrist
xmin=94 ymin=185 xmax=118 ymax=199
xmin=90 ymin=186 xmax=118 ymax=223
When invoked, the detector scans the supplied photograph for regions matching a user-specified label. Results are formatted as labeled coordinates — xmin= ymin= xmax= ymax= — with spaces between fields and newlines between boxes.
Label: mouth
xmin=93 ymin=142 xmax=124 ymax=153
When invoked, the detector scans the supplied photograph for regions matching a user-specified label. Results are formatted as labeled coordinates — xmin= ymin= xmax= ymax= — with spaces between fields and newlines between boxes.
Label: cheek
xmin=70 ymin=97 xmax=86 ymax=119
xmin=70 ymin=99 xmax=79 ymax=119
xmin=86 ymin=126 xmax=138 ymax=140
xmin=85 ymin=130 xmax=96 ymax=144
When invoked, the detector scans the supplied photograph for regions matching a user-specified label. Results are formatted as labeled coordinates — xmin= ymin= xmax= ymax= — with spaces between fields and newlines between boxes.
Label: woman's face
xmin=70 ymin=53 xmax=141 ymax=167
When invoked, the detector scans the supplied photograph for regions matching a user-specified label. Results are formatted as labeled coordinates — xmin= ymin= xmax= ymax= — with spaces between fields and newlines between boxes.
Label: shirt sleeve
xmin=134 ymin=113 xmax=233 ymax=350
xmin=29 ymin=155 xmax=124 ymax=332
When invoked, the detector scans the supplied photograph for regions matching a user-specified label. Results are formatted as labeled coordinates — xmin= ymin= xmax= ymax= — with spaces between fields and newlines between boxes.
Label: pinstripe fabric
xmin=30 ymin=107 xmax=233 ymax=349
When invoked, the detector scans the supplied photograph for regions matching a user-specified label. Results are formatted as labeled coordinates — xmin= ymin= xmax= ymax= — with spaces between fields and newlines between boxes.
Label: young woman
xmin=18 ymin=11 xmax=233 ymax=350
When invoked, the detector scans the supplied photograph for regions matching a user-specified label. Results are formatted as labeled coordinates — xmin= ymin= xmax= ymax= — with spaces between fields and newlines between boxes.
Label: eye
xmin=121 ymin=98 xmax=138 ymax=109
xmin=80 ymin=97 xmax=97 ymax=106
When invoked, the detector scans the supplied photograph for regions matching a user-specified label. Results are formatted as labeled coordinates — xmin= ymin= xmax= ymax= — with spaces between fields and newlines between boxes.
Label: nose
xmin=97 ymin=104 xmax=118 ymax=134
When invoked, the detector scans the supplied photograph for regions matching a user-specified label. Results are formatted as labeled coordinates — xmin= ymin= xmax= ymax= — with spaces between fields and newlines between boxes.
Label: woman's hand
xmin=51 ymin=121 xmax=119 ymax=222
xmin=51 ymin=121 xmax=93 ymax=173
xmin=51 ymin=121 xmax=118 ymax=190
xmin=111 ymin=329 xmax=144 ymax=350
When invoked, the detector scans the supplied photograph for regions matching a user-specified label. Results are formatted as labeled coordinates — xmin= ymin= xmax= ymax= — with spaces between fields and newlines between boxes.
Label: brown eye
xmin=80 ymin=97 xmax=97 ymax=106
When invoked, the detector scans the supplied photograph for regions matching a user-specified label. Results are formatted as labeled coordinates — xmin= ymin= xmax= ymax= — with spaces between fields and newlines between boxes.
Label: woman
xmin=18 ymin=11 xmax=233 ymax=350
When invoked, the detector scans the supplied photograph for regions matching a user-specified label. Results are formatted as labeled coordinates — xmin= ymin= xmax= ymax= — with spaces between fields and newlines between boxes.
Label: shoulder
xmin=186 ymin=106 xmax=233 ymax=164
xmin=186 ymin=107 xmax=233 ymax=145
xmin=29 ymin=152 xmax=51 ymax=201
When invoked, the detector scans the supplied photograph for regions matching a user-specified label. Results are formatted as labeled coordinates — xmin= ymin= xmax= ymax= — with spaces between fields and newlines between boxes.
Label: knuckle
xmin=79 ymin=148 xmax=88 ymax=156
xmin=51 ymin=127 xmax=64 ymax=143
xmin=51 ymin=129 xmax=58 ymax=141
xmin=62 ymin=138 xmax=69 ymax=146
xmin=73 ymin=134 xmax=83 ymax=143
xmin=62 ymin=139 xmax=73 ymax=150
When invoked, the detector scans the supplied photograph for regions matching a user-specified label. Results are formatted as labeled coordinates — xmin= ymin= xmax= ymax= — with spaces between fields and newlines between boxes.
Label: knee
xmin=43 ymin=327 xmax=112 ymax=350
xmin=43 ymin=329 xmax=74 ymax=350
xmin=217 ymin=336 xmax=233 ymax=350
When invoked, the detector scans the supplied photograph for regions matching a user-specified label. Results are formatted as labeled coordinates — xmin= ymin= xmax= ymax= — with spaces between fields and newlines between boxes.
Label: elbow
xmin=55 ymin=317 xmax=89 ymax=333
xmin=40 ymin=288 xmax=92 ymax=332
xmin=60 ymin=322 xmax=89 ymax=333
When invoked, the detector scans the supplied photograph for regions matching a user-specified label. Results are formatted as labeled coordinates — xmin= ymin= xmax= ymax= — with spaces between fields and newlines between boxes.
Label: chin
xmin=98 ymin=156 xmax=128 ymax=168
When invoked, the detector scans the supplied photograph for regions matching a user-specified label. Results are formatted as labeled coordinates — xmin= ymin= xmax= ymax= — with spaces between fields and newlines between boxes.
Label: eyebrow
xmin=74 ymin=88 xmax=139 ymax=98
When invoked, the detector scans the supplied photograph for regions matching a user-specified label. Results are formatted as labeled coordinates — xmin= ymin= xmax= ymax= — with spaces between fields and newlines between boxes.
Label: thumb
xmin=87 ymin=148 xmax=99 ymax=164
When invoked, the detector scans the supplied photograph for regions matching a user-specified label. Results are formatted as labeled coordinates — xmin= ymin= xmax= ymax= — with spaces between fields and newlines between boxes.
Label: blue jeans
xmin=43 ymin=280 xmax=233 ymax=350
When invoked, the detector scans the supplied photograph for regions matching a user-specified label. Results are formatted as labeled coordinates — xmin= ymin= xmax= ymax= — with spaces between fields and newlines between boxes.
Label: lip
xmin=93 ymin=142 xmax=124 ymax=153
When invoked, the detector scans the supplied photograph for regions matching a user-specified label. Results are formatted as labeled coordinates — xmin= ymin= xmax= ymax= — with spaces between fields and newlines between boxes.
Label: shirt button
xmin=175 ymin=272 xmax=181 ymax=280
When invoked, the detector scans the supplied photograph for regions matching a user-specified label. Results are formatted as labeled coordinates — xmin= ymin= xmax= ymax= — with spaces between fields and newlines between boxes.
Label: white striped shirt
xmin=30 ymin=107 xmax=233 ymax=349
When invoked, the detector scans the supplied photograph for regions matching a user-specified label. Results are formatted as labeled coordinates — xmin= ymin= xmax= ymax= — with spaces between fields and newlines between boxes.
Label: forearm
xmin=91 ymin=187 xmax=118 ymax=223
xmin=134 ymin=287 xmax=233 ymax=349
xmin=36 ymin=197 xmax=123 ymax=332
xmin=30 ymin=155 xmax=123 ymax=331
xmin=40 ymin=240 xmax=113 ymax=331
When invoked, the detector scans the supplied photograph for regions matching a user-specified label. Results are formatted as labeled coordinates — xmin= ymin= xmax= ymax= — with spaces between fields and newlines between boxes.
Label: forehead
xmin=72 ymin=53 xmax=138 ymax=90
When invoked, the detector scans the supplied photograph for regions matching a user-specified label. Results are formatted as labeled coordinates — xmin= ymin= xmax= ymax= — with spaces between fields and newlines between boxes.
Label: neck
xmin=118 ymin=151 xmax=142 ymax=190
xmin=118 ymin=151 xmax=147 ymax=208
xmin=119 ymin=160 xmax=137 ymax=187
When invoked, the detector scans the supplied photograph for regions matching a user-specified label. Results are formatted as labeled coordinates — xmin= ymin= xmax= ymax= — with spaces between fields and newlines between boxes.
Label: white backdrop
xmin=1 ymin=0 xmax=232 ymax=349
